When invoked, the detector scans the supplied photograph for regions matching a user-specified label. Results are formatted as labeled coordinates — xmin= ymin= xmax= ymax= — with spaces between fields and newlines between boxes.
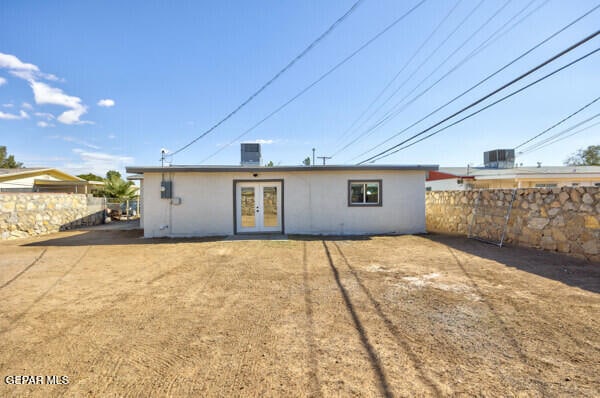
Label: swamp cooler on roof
xmin=484 ymin=149 xmax=515 ymax=169
xmin=240 ymin=143 xmax=261 ymax=166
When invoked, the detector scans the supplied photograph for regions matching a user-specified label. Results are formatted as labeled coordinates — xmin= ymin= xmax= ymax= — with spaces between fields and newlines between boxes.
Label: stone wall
xmin=426 ymin=187 xmax=600 ymax=262
xmin=0 ymin=193 xmax=105 ymax=240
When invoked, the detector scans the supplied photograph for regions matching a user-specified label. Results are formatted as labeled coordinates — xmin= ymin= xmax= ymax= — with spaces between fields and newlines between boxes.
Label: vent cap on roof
xmin=240 ymin=143 xmax=261 ymax=166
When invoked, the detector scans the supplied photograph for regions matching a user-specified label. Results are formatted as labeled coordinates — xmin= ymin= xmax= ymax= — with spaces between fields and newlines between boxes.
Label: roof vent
xmin=241 ymin=143 xmax=261 ymax=166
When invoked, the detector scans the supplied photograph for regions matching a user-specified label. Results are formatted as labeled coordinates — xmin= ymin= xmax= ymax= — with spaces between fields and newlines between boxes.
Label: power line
xmin=199 ymin=0 xmax=428 ymax=163
xmin=333 ymin=0 xmax=474 ymax=150
xmin=364 ymin=48 xmax=599 ymax=163
xmin=167 ymin=0 xmax=366 ymax=158
xmin=331 ymin=0 xmax=465 ymax=148
xmin=335 ymin=0 xmax=499 ymax=155
xmin=348 ymin=2 xmax=598 ymax=161
xmin=519 ymin=112 xmax=600 ymax=153
xmin=365 ymin=51 xmax=599 ymax=163
xmin=370 ymin=0 xmax=517 ymax=129
xmin=344 ymin=0 xmax=550 ymax=161
xmin=514 ymin=95 xmax=600 ymax=149
xmin=357 ymin=33 xmax=600 ymax=164
xmin=520 ymin=119 xmax=600 ymax=154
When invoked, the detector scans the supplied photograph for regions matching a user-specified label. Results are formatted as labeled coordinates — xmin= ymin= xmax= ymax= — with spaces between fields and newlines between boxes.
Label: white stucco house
xmin=126 ymin=164 xmax=437 ymax=238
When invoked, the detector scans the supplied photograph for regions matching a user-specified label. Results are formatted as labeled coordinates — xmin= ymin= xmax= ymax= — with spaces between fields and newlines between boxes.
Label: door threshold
xmin=224 ymin=234 xmax=288 ymax=241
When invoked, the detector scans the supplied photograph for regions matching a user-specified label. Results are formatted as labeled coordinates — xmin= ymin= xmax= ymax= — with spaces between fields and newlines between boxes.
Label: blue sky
xmin=0 ymin=0 xmax=598 ymax=176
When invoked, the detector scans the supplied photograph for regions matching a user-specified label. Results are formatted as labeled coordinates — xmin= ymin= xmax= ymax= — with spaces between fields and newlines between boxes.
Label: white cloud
xmin=21 ymin=102 xmax=33 ymax=110
xmin=97 ymin=98 xmax=115 ymax=107
xmin=48 ymin=135 xmax=100 ymax=149
xmin=2 ymin=103 xmax=14 ymax=108
xmin=108 ymin=134 xmax=116 ymax=139
xmin=37 ymin=121 xmax=54 ymax=128
xmin=34 ymin=112 xmax=55 ymax=120
xmin=0 ymin=77 xmax=6 ymax=86
xmin=254 ymin=139 xmax=275 ymax=144
xmin=0 ymin=53 xmax=39 ymax=72
xmin=0 ymin=52 xmax=89 ymax=125
xmin=0 ymin=110 xmax=29 ymax=120
xmin=29 ymin=81 xmax=89 ymax=124
xmin=57 ymin=107 xmax=89 ymax=125
xmin=66 ymin=149 xmax=134 ymax=176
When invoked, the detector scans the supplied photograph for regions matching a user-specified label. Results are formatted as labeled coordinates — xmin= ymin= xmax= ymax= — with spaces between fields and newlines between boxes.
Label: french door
xmin=236 ymin=182 xmax=282 ymax=233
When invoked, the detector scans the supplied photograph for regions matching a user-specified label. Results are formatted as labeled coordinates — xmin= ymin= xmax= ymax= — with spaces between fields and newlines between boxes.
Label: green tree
xmin=565 ymin=145 xmax=600 ymax=166
xmin=105 ymin=170 xmax=122 ymax=180
xmin=302 ymin=157 xmax=311 ymax=166
xmin=0 ymin=146 xmax=23 ymax=168
xmin=77 ymin=173 xmax=104 ymax=182
xmin=100 ymin=175 xmax=138 ymax=200
xmin=265 ymin=161 xmax=274 ymax=167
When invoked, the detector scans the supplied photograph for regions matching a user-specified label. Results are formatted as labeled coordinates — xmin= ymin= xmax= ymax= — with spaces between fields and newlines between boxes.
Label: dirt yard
xmin=0 ymin=229 xmax=598 ymax=397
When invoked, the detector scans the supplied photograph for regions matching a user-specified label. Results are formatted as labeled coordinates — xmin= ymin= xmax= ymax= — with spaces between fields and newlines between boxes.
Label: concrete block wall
xmin=426 ymin=187 xmax=600 ymax=262
xmin=0 ymin=193 xmax=105 ymax=240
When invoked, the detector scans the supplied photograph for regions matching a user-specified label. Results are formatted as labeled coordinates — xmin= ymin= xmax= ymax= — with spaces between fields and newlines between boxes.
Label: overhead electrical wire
xmin=519 ymin=112 xmax=600 ymax=153
xmin=346 ymin=2 xmax=598 ymax=161
xmin=519 ymin=119 xmax=600 ymax=154
xmin=356 ymin=32 xmax=600 ymax=164
xmin=166 ymin=0 xmax=366 ymax=158
xmin=335 ymin=0 xmax=540 ymax=159
xmin=331 ymin=0 xmax=465 ymax=147
xmin=364 ymin=0 xmax=516 ymax=130
xmin=336 ymin=0 xmax=502 ymax=154
xmin=514 ymin=95 xmax=600 ymax=150
xmin=363 ymin=49 xmax=600 ymax=163
xmin=347 ymin=0 xmax=549 ymax=160
xmin=199 ymin=0 xmax=428 ymax=163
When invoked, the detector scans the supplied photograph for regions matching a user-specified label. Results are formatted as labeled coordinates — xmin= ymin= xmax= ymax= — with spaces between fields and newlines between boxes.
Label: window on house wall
xmin=348 ymin=180 xmax=382 ymax=206
xmin=535 ymin=183 xmax=558 ymax=188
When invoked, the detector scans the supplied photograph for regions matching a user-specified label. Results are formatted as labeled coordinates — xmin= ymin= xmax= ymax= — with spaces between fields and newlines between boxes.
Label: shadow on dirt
xmin=22 ymin=230 xmax=226 ymax=247
xmin=21 ymin=230 xmax=374 ymax=247
xmin=425 ymin=233 xmax=600 ymax=294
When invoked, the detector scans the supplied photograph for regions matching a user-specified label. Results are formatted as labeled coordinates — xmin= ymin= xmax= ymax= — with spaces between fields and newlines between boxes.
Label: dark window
xmin=348 ymin=180 xmax=382 ymax=206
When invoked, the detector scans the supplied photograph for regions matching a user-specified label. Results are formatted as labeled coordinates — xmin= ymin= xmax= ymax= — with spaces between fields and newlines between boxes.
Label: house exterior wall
xmin=469 ymin=177 xmax=600 ymax=189
xmin=426 ymin=178 xmax=468 ymax=191
xmin=141 ymin=170 xmax=426 ymax=237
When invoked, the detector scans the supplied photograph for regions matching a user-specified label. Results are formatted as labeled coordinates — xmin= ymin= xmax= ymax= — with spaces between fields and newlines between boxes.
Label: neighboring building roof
xmin=0 ymin=168 xmax=84 ymax=182
xmin=0 ymin=167 xmax=46 ymax=176
xmin=33 ymin=179 xmax=104 ymax=186
xmin=427 ymin=170 xmax=475 ymax=181
xmin=126 ymin=164 xmax=439 ymax=174
xmin=438 ymin=166 xmax=600 ymax=180
xmin=127 ymin=174 xmax=144 ymax=181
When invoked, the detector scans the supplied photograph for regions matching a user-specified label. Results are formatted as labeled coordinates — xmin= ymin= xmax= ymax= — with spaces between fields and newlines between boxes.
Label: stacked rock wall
xmin=426 ymin=187 xmax=600 ymax=262
xmin=0 ymin=193 xmax=105 ymax=239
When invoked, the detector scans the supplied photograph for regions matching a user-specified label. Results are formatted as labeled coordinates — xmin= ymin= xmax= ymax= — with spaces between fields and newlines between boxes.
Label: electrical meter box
xmin=161 ymin=180 xmax=172 ymax=199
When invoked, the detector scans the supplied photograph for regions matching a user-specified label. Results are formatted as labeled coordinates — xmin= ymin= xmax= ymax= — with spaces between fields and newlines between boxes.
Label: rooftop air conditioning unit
xmin=483 ymin=149 xmax=515 ymax=169
xmin=240 ymin=143 xmax=261 ymax=166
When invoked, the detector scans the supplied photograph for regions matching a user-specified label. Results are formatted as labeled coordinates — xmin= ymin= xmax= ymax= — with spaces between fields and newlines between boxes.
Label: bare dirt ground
xmin=0 ymin=230 xmax=598 ymax=397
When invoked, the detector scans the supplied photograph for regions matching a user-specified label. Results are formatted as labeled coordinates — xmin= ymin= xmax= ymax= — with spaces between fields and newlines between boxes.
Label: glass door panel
xmin=262 ymin=186 xmax=278 ymax=227
xmin=240 ymin=187 xmax=256 ymax=227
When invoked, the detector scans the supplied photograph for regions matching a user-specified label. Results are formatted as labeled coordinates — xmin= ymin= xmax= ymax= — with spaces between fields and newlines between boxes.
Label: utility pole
xmin=312 ymin=148 xmax=315 ymax=166
xmin=317 ymin=156 xmax=332 ymax=165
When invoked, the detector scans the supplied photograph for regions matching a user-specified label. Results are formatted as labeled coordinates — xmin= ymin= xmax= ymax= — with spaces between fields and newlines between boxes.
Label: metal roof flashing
xmin=126 ymin=164 xmax=439 ymax=174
